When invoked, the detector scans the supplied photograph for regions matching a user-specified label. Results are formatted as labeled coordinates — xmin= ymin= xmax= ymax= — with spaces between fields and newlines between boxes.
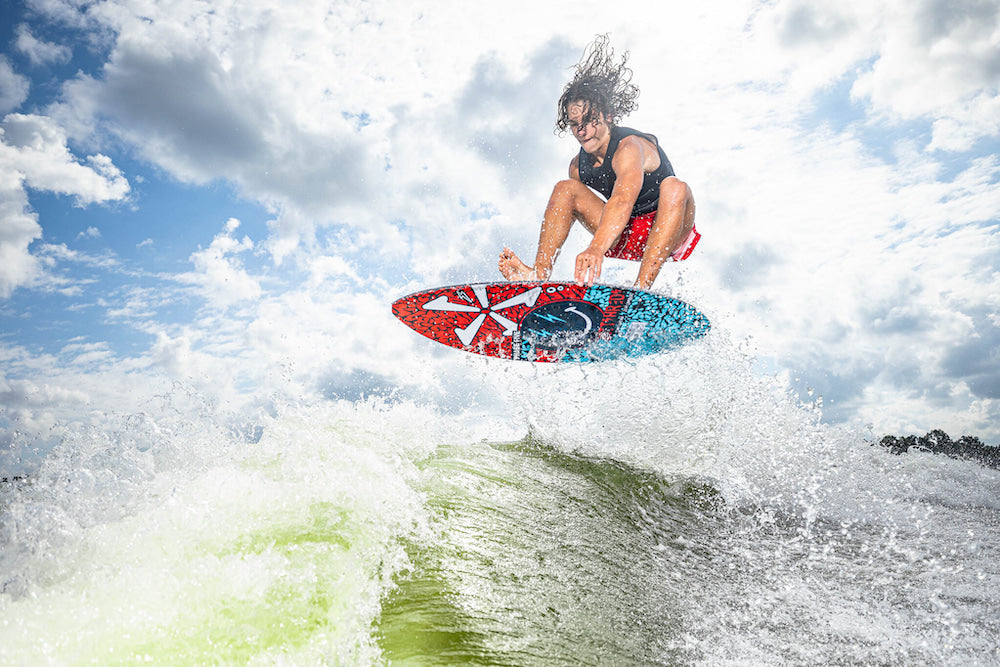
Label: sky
xmin=1 ymin=0 xmax=998 ymax=474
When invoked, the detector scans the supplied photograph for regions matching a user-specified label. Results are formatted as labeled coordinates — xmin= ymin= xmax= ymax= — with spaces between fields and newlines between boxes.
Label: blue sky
xmin=1 ymin=0 xmax=999 ymax=474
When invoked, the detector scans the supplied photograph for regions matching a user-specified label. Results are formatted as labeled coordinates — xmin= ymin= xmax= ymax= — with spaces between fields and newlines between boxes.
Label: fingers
xmin=574 ymin=252 xmax=602 ymax=285
xmin=590 ymin=257 xmax=602 ymax=283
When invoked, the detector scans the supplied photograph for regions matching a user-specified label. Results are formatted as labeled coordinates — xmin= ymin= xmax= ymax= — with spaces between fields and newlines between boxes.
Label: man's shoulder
xmin=615 ymin=127 xmax=659 ymax=149
xmin=611 ymin=134 xmax=647 ymax=162
xmin=569 ymin=153 xmax=582 ymax=179
xmin=611 ymin=133 xmax=660 ymax=175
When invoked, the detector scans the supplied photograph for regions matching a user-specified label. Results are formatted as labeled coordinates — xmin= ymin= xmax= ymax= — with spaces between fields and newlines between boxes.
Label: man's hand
xmin=575 ymin=247 xmax=604 ymax=285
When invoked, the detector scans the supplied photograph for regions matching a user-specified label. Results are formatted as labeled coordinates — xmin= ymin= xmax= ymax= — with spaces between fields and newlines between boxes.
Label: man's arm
xmin=574 ymin=137 xmax=647 ymax=284
xmin=569 ymin=154 xmax=581 ymax=180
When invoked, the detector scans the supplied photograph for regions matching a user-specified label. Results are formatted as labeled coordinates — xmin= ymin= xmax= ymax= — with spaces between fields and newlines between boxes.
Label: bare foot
xmin=498 ymin=248 xmax=538 ymax=281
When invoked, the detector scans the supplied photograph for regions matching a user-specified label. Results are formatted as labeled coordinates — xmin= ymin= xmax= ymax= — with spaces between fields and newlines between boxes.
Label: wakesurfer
xmin=498 ymin=35 xmax=698 ymax=290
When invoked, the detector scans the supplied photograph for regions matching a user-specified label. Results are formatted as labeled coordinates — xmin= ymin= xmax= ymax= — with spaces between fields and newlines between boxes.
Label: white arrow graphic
xmin=423 ymin=295 xmax=480 ymax=313
xmin=488 ymin=311 xmax=518 ymax=336
xmin=492 ymin=286 xmax=541 ymax=311
xmin=456 ymin=313 xmax=488 ymax=346
xmin=430 ymin=285 xmax=544 ymax=346
xmin=472 ymin=285 xmax=490 ymax=309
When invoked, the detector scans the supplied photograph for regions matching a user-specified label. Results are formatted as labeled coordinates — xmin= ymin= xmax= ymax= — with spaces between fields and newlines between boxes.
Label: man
xmin=498 ymin=36 xmax=698 ymax=290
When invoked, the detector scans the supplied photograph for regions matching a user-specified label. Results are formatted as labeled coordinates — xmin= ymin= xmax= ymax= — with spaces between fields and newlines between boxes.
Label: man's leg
xmin=500 ymin=179 xmax=604 ymax=281
xmin=634 ymin=177 xmax=695 ymax=290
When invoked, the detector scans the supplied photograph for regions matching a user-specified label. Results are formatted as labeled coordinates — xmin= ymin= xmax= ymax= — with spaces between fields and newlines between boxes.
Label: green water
xmin=377 ymin=439 xmax=723 ymax=666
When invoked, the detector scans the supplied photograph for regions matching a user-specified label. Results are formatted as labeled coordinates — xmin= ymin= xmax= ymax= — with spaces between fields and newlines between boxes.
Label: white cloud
xmin=149 ymin=332 xmax=198 ymax=379
xmin=1 ymin=113 xmax=130 ymax=204
xmin=928 ymin=95 xmax=1000 ymax=153
xmin=37 ymin=242 xmax=118 ymax=270
xmin=747 ymin=1 xmax=880 ymax=98
xmin=54 ymin=1 xmax=393 ymax=218
xmin=743 ymin=0 xmax=1000 ymax=153
xmin=0 ymin=113 xmax=129 ymax=297
xmin=850 ymin=0 xmax=1000 ymax=145
xmin=14 ymin=23 xmax=73 ymax=66
xmin=59 ymin=340 xmax=114 ymax=367
xmin=175 ymin=218 xmax=262 ymax=309
xmin=102 ymin=286 xmax=164 ymax=322
xmin=0 ymin=167 xmax=43 ymax=298
xmin=0 ymin=374 xmax=89 ymax=433
xmin=0 ymin=57 xmax=30 ymax=113
xmin=307 ymin=254 xmax=359 ymax=287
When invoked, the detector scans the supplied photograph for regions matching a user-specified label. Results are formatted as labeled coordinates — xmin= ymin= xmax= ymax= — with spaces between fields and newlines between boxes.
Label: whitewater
xmin=2 ymin=329 xmax=999 ymax=665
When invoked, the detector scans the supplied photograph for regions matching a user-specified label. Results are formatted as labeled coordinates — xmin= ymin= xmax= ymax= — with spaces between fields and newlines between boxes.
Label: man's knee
xmin=553 ymin=179 xmax=588 ymax=198
xmin=549 ymin=179 xmax=592 ymax=212
xmin=659 ymin=177 xmax=692 ymax=208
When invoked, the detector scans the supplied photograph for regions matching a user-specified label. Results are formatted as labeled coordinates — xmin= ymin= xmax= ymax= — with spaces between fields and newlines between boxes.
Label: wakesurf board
xmin=391 ymin=281 xmax=710 ymax=363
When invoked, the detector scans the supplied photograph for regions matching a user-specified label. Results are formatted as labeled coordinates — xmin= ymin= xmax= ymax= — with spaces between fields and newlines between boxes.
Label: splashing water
xmin=2 ymin=335 xmax=999 ymax=665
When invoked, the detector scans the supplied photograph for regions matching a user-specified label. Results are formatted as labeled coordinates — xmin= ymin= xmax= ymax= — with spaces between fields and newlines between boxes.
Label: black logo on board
xmin=521 ymin=300 xmax=604 ymax=350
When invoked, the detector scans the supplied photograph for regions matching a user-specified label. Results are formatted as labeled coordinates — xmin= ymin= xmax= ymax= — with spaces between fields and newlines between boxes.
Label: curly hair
xmin=556 ymin=34 xmax=639 ymax=134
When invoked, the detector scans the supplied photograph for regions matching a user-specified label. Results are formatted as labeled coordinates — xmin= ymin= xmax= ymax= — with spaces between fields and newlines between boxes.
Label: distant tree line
xmin=879 ymin=429 xmax=1000 ymax=469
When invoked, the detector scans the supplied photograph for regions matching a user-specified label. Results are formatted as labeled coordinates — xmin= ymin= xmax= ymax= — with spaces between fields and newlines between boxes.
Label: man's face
xmin=567 ymin=101 xmax=610 ymax=153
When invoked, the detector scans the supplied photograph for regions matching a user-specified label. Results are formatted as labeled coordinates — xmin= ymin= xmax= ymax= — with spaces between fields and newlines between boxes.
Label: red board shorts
xmin=604 ymin=210 xmax=701 ymax=262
